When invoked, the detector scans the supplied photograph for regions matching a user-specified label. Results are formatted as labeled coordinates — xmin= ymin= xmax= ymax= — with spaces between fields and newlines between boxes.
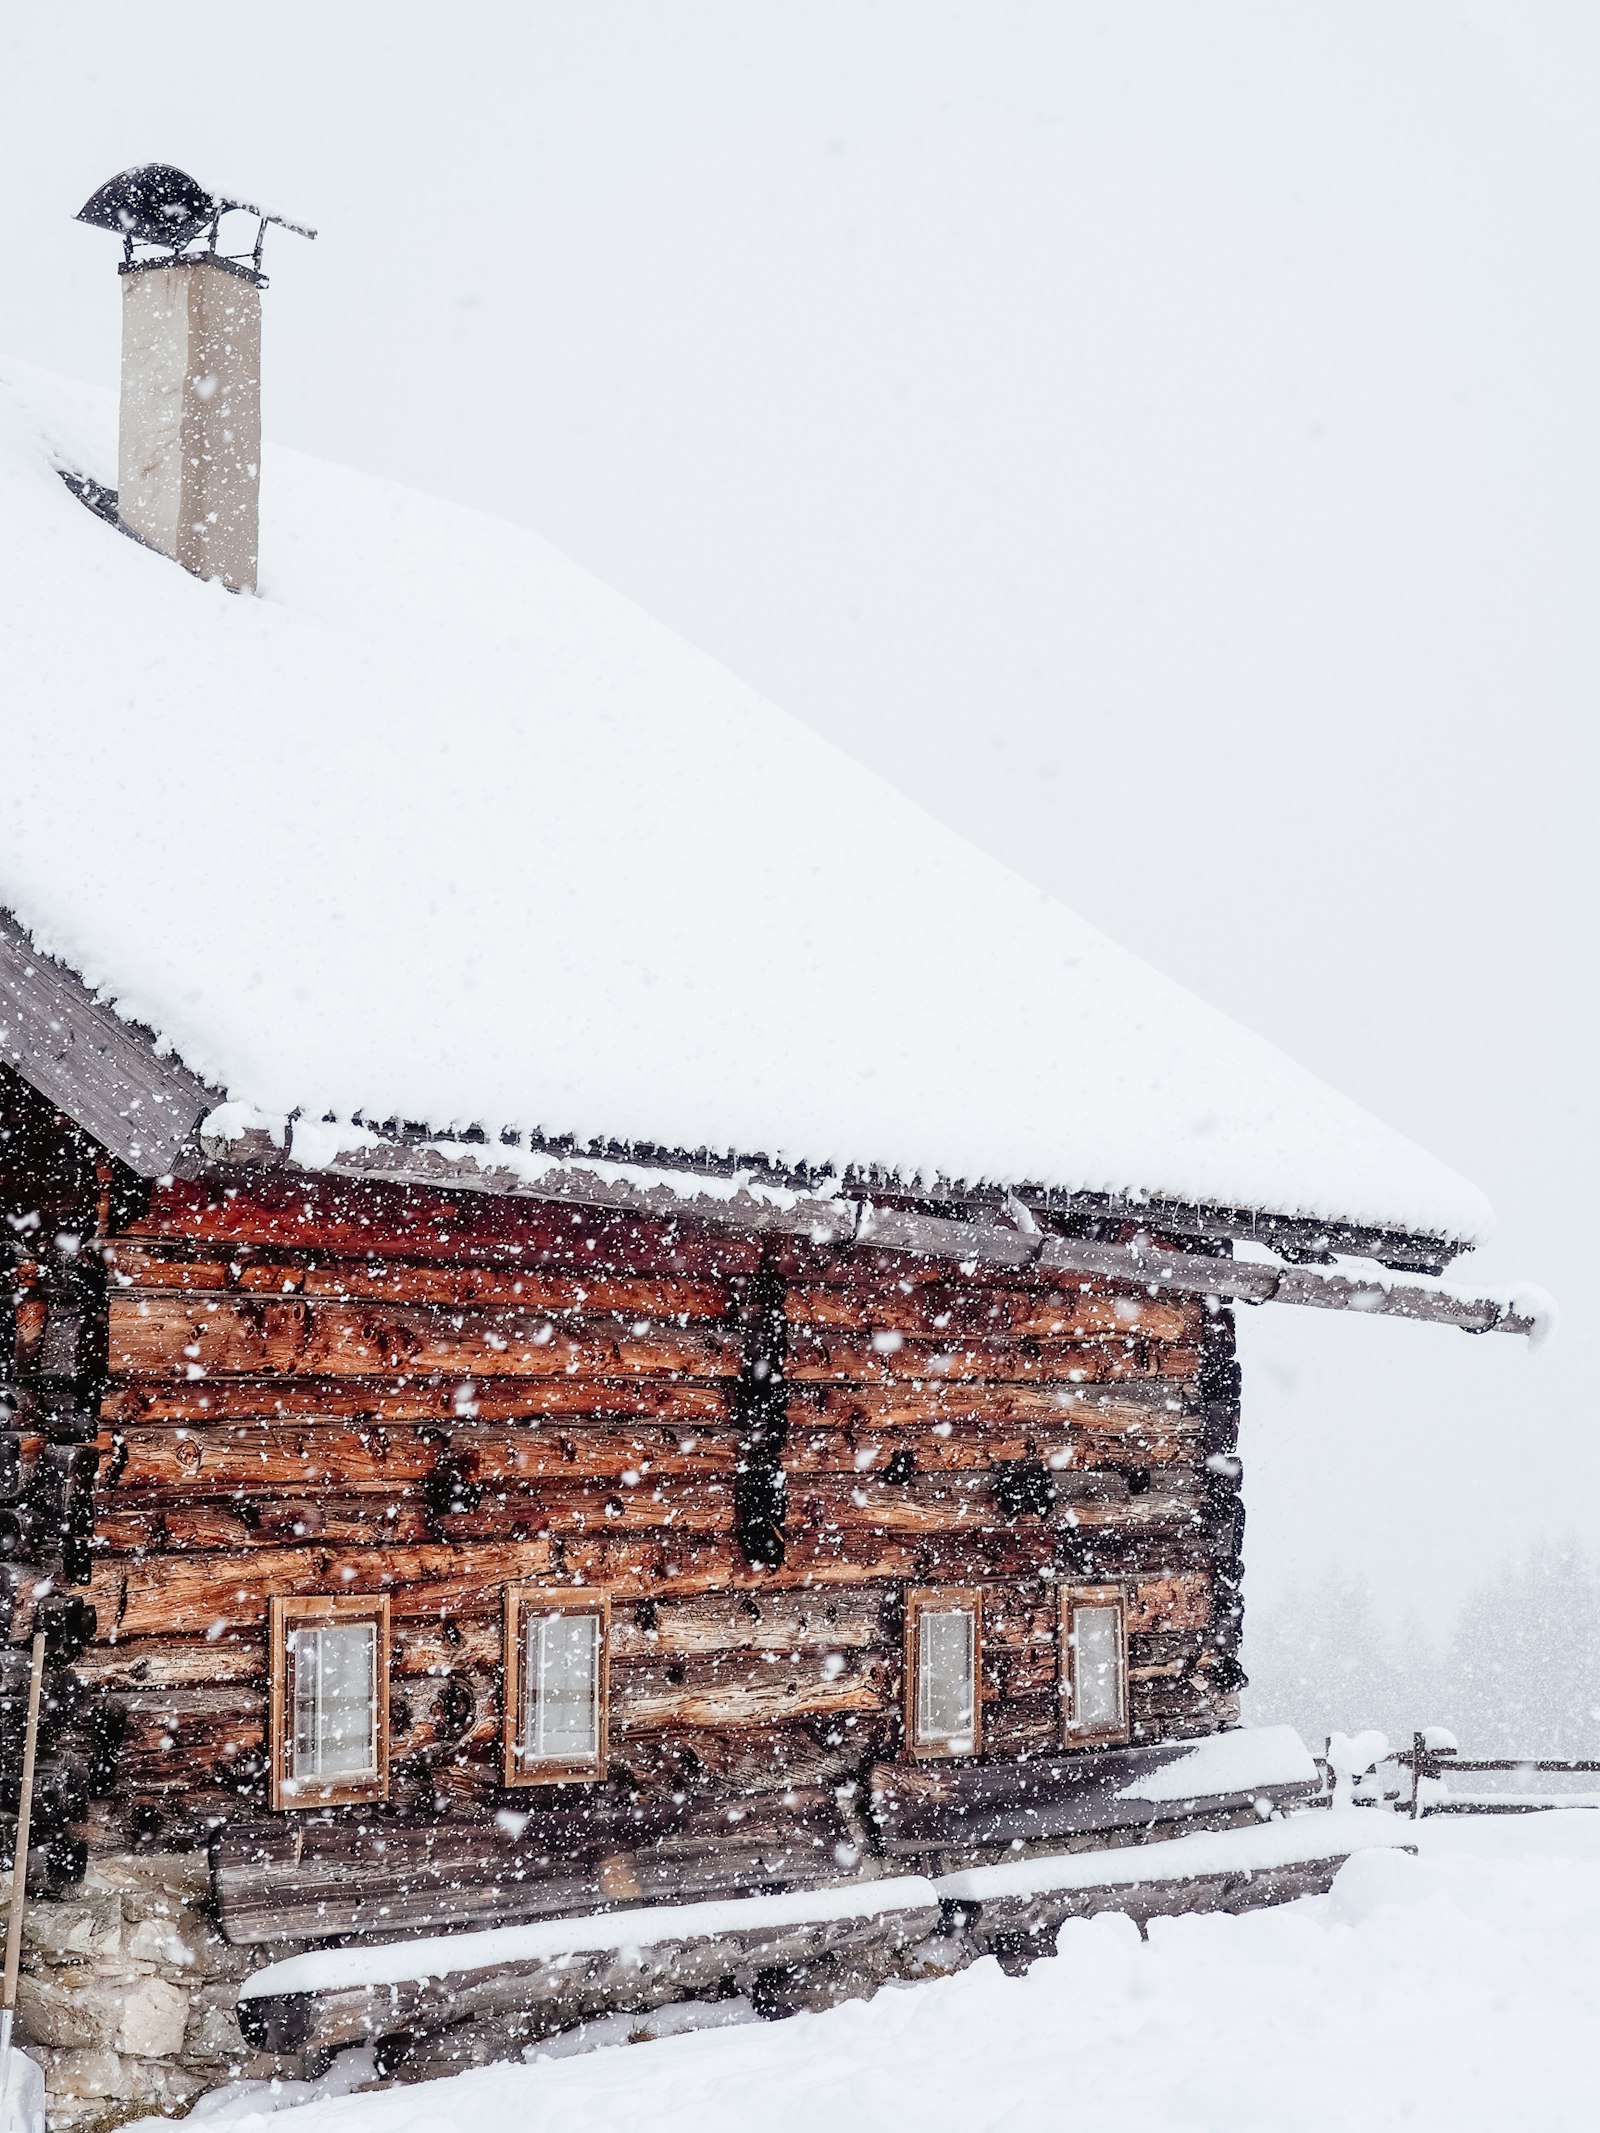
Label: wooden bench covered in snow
xmin=869 ymin=1724 xmax=1323 ymax=1866
xmin=234 ymin=1810 xmax=1412 ymax=2063
xmin=234 ymin=1879 xmax=944 ymax=2056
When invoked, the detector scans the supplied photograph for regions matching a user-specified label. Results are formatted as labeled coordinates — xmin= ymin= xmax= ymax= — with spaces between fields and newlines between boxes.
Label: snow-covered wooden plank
xmin=215 ymin=1790 xmax=872 ymax=1948
xmin=233 ymin=1878 xmax=941 ymax=2053
xmin=0 ymin=908 xmax=216 ymax=1177
xmin=869 ymin=1727 xmax=1320 ymax=1856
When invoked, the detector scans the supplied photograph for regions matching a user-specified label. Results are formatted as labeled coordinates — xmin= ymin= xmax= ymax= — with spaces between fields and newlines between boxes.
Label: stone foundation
xmin=8 ymin=1851 xmax=297 ymax=2133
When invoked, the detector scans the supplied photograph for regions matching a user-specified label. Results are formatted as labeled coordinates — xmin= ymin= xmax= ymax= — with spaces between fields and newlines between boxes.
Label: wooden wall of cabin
xmin=45 ymin=1166 xmax=1244 ymax=1855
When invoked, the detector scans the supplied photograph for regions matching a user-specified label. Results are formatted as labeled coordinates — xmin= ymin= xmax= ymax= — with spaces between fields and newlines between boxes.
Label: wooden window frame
xmin=269 ymin=1592 xmax=390 ymax=1811
xmin=903 ymin=1586 xmax=983 ymax=1760
xmin=502 ymin=1586 xmax=611 ymax=1787
xmin=1059 ymin=1583 xmax=1130 ymax=1748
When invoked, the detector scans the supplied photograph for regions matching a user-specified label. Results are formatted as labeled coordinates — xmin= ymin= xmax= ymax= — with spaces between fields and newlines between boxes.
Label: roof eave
xmin=3 ymin=908 xmax=1538 ymax=1338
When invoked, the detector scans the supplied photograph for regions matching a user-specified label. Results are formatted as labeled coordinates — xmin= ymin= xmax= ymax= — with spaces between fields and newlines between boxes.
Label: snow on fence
xmin=1392 ymin=1733 xmax=1600 ymax=1819
xmin=1321 ymin=1730 xmax=1600 ymax=1819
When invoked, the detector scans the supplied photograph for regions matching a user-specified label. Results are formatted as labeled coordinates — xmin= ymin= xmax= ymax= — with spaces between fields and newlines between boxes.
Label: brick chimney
xmin=75 ymin=165 xmax=313 ymax=594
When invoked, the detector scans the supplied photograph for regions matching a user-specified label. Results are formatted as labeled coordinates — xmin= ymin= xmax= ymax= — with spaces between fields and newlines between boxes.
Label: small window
xmin=1061 ymin=1584 xmax=1129 ymax=1745
xmin=905 ymin=1587 xmax=981 ymax=1758
xmin=503 ymin=1587 xmax=609 ymax=1785
xmin=269 ymin=1594 xmax=389 ymax=1810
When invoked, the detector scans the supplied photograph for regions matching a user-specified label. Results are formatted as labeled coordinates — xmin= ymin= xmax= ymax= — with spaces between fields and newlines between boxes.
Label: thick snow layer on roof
xmin=0 ymin=360 xmax=1491 ymax=1244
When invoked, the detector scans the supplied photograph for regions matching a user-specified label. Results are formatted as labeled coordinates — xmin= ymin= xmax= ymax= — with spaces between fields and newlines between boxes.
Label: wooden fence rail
xmin=1392 ymin=1733 xmax=1600 ymax=1819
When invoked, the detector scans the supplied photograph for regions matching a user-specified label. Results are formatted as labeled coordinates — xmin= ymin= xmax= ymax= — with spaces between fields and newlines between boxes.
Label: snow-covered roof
xmin=0 ymin=359 xmax=1491 ymax=1249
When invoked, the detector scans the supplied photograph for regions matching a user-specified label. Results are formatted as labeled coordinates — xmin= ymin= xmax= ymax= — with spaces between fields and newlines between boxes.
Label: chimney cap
xmin=76 ymin=164 xmax=218 ymax=250
xmin=76 ymin=164 xmax=315 ymax=275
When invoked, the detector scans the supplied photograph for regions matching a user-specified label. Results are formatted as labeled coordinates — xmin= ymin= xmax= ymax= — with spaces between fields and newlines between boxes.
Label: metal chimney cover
xmin=75 ymin=165 xmax=218 ymax=251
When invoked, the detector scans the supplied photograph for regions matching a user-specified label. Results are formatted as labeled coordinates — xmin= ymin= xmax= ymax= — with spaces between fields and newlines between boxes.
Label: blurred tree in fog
xmin=1437 ymin=1542 xmax=1600 ymax=1755
xmin=1243 ymin=1542 xmax=1600 ymax=1758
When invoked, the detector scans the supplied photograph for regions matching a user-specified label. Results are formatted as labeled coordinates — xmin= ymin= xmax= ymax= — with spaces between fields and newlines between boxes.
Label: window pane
xmin=522 ymin=1610 xmax=601 ymax=1764
xmin=289 ymin=1622 xmax=378 ymax=1780
xmin=916 ymin=1606 xmax=976 ymax=1749
xmin=1073 ymin=1604 xmax=1124 ymax=1730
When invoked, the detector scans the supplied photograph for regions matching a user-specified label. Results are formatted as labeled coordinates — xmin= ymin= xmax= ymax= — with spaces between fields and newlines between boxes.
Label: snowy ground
xmin=164 ymin=1809 xmax=1600 ymax=2133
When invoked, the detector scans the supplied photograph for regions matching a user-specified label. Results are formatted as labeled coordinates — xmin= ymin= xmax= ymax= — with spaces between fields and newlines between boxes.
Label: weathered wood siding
xmin=70 ymin=1168 xmax=1242 ymax=1836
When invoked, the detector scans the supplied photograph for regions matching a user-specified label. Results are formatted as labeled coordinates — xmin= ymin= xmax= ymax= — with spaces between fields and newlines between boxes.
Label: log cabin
xmin=0 ymin=170 xmax=1547 ymax=2120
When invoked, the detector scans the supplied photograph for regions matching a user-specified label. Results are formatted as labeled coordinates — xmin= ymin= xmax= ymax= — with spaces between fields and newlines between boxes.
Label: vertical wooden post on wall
xmin=732 ymin=1248 xmax=789 ymax=1568
xmin=1198 ymin=1303 xmax=1246 ymax=1695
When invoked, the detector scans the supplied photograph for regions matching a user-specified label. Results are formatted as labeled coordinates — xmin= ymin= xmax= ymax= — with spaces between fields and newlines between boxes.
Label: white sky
xmin=1 ymin=1 xmax=1594 ymax=1632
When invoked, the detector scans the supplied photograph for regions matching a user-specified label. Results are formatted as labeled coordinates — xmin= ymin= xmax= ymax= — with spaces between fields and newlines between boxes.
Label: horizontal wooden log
xmin=977 ymin=1592 xmax=1057 ymax=1651
xmin=107 ymin=1242 xmax=732 ymax=1322
xmin=1070 ymin=1425 xmax=1198 ymax=1469
xmin=215 ymin=1791 xmax=858 ymax=1946
xmin=76 ymin=1634 xmax=267 ymax=1691
xmin=95 ymin=1421 xmax=742 ymax=1496
xmin=786 ymin=1329 xmax=1193 ymax=1386
xmin=783 ymin=1471 xmax=1205 ymax=1538
xmin=126 ymin=1173 xmax=765 ymax=1279
xmin=86 ymin=1541 xmax=1210 ymax=1652
xmin=799 ymin=1380 xmax=1196 ymax=1428
xmin=119 ymin=1683 xmax=530 ymax=1774
xmin=99 ymin=1374 xmax=732 ymax=1427
xmin=608 ymin=1590 xmax=888 ymax=1661
xmin=107 ymin=1295 xmax=739 ymax=1383
xmin=559 ymin=1529 xmax=926 ymax=1599
xmin=1131 ymin=1709 xmax=1233 ymax=1746
xmin=903 ymin=1526 xmax=1213 ymax=1584
xmin=235 ymin=1901 xmax=938 ymax=2050
xmin=990 ymin=1648 xmax=1058 ymax=1698
xmin=90 ymin=1536 xmax=557 ymax=1636
xmin=784 ymin=1281 xmax=1200 ymax=1346
xmin=621 ymin=1712 xmax=891 ymax=1788
xmin=95 ymin=1477 xmax=739 ymax=1554
xmin=869 ymin=1740 xmax=1317 ymax=1853
xmin=89 ymin=1529 xmax=926 ymax=1636
xmin=218 ymin=1820 xmax=689 ymax=1946
xmin=611 ymin=1651 xmax=887 ymax=1734
xmin=783 ymin=1418 xmax=1198 ymax=1476
xmin=118 ymin=1689 xmax=264 ymax=1769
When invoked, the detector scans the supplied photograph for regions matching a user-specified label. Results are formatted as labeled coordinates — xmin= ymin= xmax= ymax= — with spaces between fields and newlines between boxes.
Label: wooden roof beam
xmin=851 ymin=1205 xmax=1548 ymax=1341
xmin=0 ymin=911 xmax=218 ymax=1177
xmin=282 ymin=1132 xmax=1546 ymax=1342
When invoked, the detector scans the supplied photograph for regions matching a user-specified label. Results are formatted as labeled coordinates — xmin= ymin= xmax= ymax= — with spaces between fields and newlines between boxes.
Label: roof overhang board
xmin=275 ymin=1128 xmax=1542 ymax=1341
xmin=856 ymin=1205 xmax=1544 ymax=1338
xmin=0 ymin=909 xmax=218 ymax=1176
